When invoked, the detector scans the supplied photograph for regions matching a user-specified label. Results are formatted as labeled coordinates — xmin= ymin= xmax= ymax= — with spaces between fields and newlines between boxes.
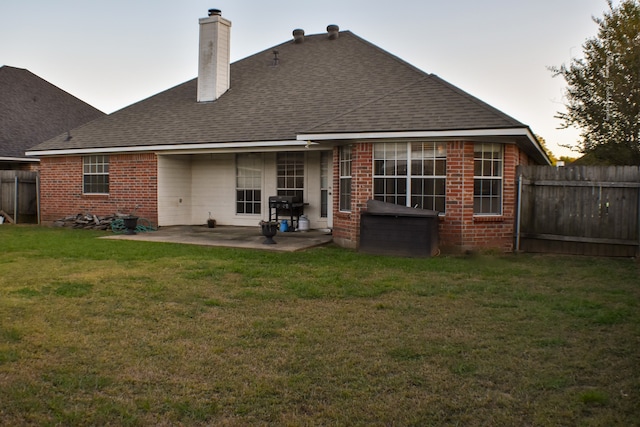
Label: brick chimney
xmin=197 ymin=9 xmax=232 ymax=103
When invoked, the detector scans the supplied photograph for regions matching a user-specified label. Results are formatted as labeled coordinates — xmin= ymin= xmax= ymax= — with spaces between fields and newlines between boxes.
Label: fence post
xmin=637 ymin=187 xmax=640 ymax=258
xmin=515 ymin=170 xmax=523 ymax=252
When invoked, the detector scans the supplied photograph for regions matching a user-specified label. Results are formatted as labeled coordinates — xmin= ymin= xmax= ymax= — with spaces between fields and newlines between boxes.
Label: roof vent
xmin=208 ymin=9 xmax=221 ymax=16
xmin=293 ymin=28 xmax=305 ymax=44
xmin=327 ymin=24 xmax=339 ymax=40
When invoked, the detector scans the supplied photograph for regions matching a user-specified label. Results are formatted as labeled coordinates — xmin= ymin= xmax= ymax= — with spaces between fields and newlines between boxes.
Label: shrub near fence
xmin=516 ymin=166 xmax=640 ymax=257
xmin=0 ymin=170 xmax=38 ymax=224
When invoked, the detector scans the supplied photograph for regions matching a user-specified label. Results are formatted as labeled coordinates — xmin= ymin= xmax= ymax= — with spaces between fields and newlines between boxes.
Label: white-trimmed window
xmin=277 ymin=152 xmax=304 ymax=201
xmin=320 ymin=151 xmax=330 ymax=217
xmin=83 ymin=155 xmax=109 ymax=194
xmin=473 ymin=143 xmax=503 ymax=215
xmin=339 ymin=145 xmax=352 ymax=212
xmin=236 ymin=154 xmax=262 ymax=215
xmin=373 ymin=142 xmax=446 ymax=212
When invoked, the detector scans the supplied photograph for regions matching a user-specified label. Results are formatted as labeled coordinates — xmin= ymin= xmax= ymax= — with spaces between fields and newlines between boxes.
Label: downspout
xmin=14 ymin=176 xmax=18 ymax=224
xmin=515 ymin=171 xmax=523 ymax=252
xmin=461 ymin=141 xmax=466 ymax=249
xmin=36 ymin=175 xmax=41 ymax=225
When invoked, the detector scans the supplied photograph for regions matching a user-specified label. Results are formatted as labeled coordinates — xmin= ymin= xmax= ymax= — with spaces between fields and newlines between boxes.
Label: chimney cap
xmin=208 ymin=8 xmax=222 ymax=16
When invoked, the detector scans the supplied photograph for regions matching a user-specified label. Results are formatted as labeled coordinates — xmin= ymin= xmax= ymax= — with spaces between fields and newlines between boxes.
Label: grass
xmin=0 ymin=225 xmax=639 ymax=426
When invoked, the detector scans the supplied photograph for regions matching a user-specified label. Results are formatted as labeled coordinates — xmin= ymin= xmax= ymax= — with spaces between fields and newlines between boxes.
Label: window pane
xmin=397 ymin=159 xmax=407 ymax=175
xmin=423 ymin=160 xmax=434 ymax=176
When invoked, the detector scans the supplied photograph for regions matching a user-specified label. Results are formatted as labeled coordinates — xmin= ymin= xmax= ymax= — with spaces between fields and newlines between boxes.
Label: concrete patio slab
xmin=101 ymin=225 xmax=333 ymax=252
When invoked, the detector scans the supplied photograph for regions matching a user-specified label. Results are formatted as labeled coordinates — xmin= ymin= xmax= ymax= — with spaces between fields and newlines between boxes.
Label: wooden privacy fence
xmin=0 ymin=171 xmax=39 ymax=224
xmin=516 ymin=166 xmax=640 ymax=257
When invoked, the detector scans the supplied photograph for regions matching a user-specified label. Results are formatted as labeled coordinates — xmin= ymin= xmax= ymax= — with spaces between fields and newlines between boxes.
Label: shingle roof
xmin=0 ymin=66 xmax=104 ymax=159
xmin=28 ymin=31 xmax=546 ymax=163
xmin=303 ymin=74 xmax=524 ymax=134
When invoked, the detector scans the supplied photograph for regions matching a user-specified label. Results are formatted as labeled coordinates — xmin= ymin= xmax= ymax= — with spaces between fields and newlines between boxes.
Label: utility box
xmin=359 ymin=200 xmax=439 ymax=257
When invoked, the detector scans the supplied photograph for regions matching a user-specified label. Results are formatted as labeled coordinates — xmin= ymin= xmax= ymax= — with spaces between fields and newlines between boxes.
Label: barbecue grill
xmin=268 ymin=195 xmax=305 ymax=231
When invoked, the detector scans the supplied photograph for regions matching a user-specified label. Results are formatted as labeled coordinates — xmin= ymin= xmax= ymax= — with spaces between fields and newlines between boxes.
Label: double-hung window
xmin=473 ymin=143 xmax=503 ymax=215
xmin=277 ymin=152 xmax=304 ymax=201
xmin=83 ymin=155 xmax=109 ymax=194
xmin=339 ymin=146 xmax=352 ymax=212
xmin=236 ymin=154 xmax=262 ymax=215
xmin=320 ymin=151 xmax=330 ymax=217
xmin=373 ymin=142 xmax=446 ymax=212
xmin=410 ymin=142 xmax=446 ymax=212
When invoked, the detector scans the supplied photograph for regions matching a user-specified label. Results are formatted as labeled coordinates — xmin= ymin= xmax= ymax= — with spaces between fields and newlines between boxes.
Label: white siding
xmin=157 ymin=156 xmax=192 ymax=226
xmin=191 ymin=153 xmax=246 ymax=225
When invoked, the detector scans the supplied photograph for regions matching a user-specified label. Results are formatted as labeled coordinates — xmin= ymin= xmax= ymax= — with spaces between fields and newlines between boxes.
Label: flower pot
xmin=207 ymin=219 xmax=216 ymax=228
xmin=123 ymin=216 xmax=138 ymax=235
xmin=260 ymin=222 xmax=278 ymax=244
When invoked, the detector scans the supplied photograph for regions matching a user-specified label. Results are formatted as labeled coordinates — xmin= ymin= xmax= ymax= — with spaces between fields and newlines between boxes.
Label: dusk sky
xmin=0 ymin=0 xmax=618 ymax=157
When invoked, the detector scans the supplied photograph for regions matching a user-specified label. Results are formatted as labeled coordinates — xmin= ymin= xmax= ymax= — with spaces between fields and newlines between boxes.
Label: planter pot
xmin=207 ymin=219 xmax=216 ymax=228
xmin=123 ymin=216 xmax=139 ymax=235
xmin=260 ymin=222 xmax=278 ymax=245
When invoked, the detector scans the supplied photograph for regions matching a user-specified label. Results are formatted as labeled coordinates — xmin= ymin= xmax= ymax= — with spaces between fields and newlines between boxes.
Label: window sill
xmin=473 ymin=215 xmax=504 ymax=223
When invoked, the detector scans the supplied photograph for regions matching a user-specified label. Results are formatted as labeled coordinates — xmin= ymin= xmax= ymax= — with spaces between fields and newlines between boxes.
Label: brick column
xmin=332 ymin=142 xmax=373 ymax=249
xmin=439 ymin=141 xmax=474 ymax=251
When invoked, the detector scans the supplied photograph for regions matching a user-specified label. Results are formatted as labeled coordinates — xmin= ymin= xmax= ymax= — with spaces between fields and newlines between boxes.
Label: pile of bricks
xmin=52 ymin=213 xmax=125 ymax=230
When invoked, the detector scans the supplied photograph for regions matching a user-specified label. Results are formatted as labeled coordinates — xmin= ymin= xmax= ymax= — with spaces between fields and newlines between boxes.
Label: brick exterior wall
xmin=332 ymin=141 xmax=532 ymax=253
xmin=39 ymin=153 xmax=158 ymax=224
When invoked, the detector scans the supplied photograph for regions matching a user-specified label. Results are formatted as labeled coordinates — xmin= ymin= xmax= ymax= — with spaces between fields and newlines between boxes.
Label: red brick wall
xmin=438 ymin=143 xmax=521 ymax=252
xmin=40 ymin=153 xmax=158 ymax=224
xmin=332 ymin=141 xmax=530 ymax=252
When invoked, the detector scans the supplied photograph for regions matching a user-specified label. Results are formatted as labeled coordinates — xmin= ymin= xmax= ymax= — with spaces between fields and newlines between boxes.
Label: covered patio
xmin=102 ymin=225 xmax=333 ymax=252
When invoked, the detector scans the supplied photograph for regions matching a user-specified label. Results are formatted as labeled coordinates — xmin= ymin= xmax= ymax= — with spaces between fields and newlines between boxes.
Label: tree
xmin=535 ymin=135 xmax=559 ymax=164
xmin=550 ymin=0 xmax=640 ymax=165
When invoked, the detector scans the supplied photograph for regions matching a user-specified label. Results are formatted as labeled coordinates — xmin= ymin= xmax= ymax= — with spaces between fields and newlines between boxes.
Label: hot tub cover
xmin=365 ymin=200 xmax=439 ymax=217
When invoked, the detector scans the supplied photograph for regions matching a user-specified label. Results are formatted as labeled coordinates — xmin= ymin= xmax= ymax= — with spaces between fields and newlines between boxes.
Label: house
xmin=0 ymin=66 xmax=104 ymax=170
xmin=27 ymin=9 xmax=550 ymax=252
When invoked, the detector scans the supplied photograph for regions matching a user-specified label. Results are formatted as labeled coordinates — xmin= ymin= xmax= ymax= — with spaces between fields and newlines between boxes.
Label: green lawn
xmin=0 ymin=225 xmax=638 ymax=426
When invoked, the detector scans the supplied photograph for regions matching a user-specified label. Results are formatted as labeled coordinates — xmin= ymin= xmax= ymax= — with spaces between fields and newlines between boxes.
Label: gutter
xmin=0 ymin=156 xmax=40 ymax=162
xmin=26 ymin=140 xmax=317 ymax=157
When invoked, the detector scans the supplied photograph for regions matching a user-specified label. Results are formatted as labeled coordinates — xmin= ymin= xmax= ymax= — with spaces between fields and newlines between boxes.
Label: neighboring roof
xmin=0 ymin=66 xmax=105 ymax=160
xmin=28 ymin=31 xmax=549 ymax=164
